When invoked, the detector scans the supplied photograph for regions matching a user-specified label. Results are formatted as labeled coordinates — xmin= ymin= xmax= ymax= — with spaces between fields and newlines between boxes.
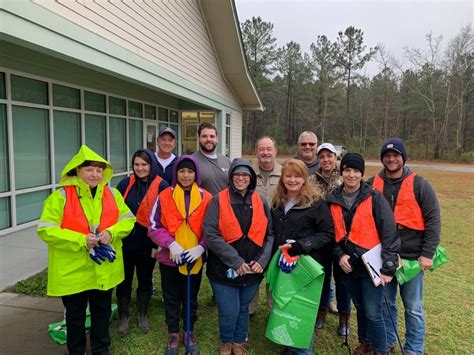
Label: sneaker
xmin=164 ymin=332 xmax=180 ymax=355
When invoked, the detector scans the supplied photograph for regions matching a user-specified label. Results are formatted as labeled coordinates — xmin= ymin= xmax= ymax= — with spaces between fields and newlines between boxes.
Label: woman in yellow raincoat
xmin=37 ymin=145 xmax=135 ymax=355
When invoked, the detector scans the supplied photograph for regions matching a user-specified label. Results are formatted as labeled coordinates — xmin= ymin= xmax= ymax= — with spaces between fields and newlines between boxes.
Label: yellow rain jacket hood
xmin=37 ymin=145 xmax=135 ymax=296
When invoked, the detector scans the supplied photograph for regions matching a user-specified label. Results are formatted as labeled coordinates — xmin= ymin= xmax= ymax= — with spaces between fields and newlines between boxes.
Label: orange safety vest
xmin=217 ymin=189 xmax=267 ymax=247
xmin=123 ymin=175 xmax=164 ymax=227
xmin=159 ymin=187 xmax=212 ymax=238
xmin=372 ymin=173 xmax=425 ymax=231
xmin=61 ymin=185 xmax=119 ymax=234
xmin=330 ymin=195 xmax=380 ymax=250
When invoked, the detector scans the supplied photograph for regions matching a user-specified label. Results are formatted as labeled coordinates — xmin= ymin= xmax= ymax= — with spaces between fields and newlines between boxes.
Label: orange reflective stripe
xmin=61 ymin=186 xmax=119 ymax=234
xmin=160 ymin=187 xmax=212 ymax=238
xmin=330 ymin=195 xmax=380 ymax=250
xmin=218 ymin=189 xmax=267 ymax=247
xmin=373 ymin=173 xmax=425 ymax=231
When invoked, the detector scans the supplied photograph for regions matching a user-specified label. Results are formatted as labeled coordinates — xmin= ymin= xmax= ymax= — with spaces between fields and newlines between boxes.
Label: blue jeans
xmin=210 ymin=280 xmax=260 ymax=343
xmin=349 ymin=275 xmax=387 ymax=354
xmin=384 ymin=272 xmax=425 ymax=355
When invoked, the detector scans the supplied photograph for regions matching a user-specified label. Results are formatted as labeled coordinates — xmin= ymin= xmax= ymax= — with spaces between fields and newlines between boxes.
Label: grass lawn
xmin=6 ymin=166 xmax=474 ymax=354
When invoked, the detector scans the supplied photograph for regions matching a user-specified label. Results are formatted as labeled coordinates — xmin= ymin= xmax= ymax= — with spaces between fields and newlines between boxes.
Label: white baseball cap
xmin=317 ymin=143 xmax=337 ymax=155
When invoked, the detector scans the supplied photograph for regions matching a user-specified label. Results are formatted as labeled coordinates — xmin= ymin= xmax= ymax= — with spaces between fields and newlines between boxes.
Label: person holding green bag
xmin=369 ymin=138 xmax=441 ymax=355
xmin=37 ymin=145 xmax=136 ymax=355
xmin=270 ymin=159 xmax=334 ymax=354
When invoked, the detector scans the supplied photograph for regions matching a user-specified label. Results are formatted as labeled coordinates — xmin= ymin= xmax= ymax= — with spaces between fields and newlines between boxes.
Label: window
xmin=158 ymin=108 xmax=168 ymax=122
xmin=85 ymin=114 xmax=106 ymax=158
xmin=0 ymin=197 xmax=10 ymax=229
xmin=0 ymin=72 xmax=5 ymax=99
xmin=109 ymin=176 xmax=123 ymax=188
xmin=54 ymin=111 xmax=81 ymax=182
xmin=0 ymin=104 xmax=8 ymax=192
xmin=53 ymin=84 xmax=80 ymax=109
xmin=109 ymin=97 xmax=126 ymax=116
xmin=109 ymin=117 xmax=127 ymax=173
xmin=129 ymin=120 xmax=143 ymax=160
xmin=16 ymin=190 xmax=50 ymax=225
xmin=170 ymin=110 xmax=179 ymax=123
xmin=128 ymin=101 xmax=143 ymax=118
xmin=85 ymin=91 xmax=106 ymax=113
xmin=13 ymin=106 xmax=50 ymax=189
xmin=145 ymin=104 xmax=156 ymax=120
xmin=11 ymin=75 xmax=48 ymax=105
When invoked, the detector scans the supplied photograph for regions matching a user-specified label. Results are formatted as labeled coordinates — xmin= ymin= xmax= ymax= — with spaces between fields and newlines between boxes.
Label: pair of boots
xmin=117 ymin=291 xmax=152 ymax=337
xmin=314 ymin=308 xmax=351 ymax=336
xmin=166 ymin=331 xmax=200 ymax=355
xmin=219 ymin=342 xmax=246 ymax=355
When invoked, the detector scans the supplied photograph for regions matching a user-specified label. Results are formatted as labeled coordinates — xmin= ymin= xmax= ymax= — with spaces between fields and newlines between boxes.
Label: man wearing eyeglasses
xmin=294 ymin=131 xmax=319 ymax=175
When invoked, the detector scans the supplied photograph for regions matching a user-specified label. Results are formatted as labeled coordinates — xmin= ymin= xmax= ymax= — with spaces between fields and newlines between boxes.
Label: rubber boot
xmin=137 ymin=290 xmax=152 ymax=333
xmin=337 ymin=312 xmax=350 ymax=336
xmin=117 ymin=293 xmax=130 ymax=337
xmin=315 ymin=308 xmax=328 ymax=330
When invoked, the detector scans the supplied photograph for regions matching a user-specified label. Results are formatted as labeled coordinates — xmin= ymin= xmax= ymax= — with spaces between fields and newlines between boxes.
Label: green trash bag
xmin=395 ymin=246 xmax=449 ymax=285
xmin=265 ymin=250 xmax=325 ymax=349
xmin=48 ymin=303 xmax=118 ymax=345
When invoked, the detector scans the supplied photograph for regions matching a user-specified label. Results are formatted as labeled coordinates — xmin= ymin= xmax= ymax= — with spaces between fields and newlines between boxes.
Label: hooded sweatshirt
xmin=37 ymin=145 xmax=135 ymax=296
xmin=148 ymin=155 xmax=211 ymax=267
xmin=203 ymin=158 xmax=275 ymax=286
xmin=116 ymin=149 xmax=169 ymax=255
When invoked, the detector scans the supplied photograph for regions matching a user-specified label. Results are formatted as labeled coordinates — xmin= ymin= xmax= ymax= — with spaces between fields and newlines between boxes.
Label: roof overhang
xmin=200 ymin=0 xmax=263 ymax=111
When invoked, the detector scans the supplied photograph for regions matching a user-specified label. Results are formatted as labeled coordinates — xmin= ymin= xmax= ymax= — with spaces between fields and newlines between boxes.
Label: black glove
xmin=287 ymin=241 xmax=303 ymax=257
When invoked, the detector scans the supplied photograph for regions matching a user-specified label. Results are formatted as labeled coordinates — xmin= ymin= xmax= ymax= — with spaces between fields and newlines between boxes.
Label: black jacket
xmin=271 ymin=199 xmax=334 ymax=266
xmin=117 ymin=149 xmax=169 ymax=255
xmin=368 ymin=167 xmax=441 ymax=260
xmin=327 ymin=181 xmax=400 ymax=277
xmin=203 ymin=158 xmax=274 ymax=286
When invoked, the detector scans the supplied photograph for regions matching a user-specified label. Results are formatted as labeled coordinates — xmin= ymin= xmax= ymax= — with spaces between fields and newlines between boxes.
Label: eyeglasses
xmin=299 ymin=142 xmax=316 ymax=147
xmin=233 ymin=173 xmax=250 ymax=179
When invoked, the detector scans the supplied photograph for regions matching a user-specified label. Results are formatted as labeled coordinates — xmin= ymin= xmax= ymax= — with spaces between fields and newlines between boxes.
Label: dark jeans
xmin=333 ymin=259 xmax=352 ymax=314
xmin=116 ymin=249 xmax=156 ymax=298
xmin=349 ymin=274 xmax=387 ymax=354
xmin=62 ymin=289 xmax=112 ymax=355
xmin=159 ymin=263 xmax=202 ymax=333
xmin=210 ymin=280 xmax=260 ymax=343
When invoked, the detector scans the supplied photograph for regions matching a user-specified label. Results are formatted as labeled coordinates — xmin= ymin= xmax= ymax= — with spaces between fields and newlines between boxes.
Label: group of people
xmin=37 ymin=123 xmax=440 ymax=355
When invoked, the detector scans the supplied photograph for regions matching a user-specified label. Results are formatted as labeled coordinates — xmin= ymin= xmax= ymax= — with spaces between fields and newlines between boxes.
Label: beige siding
xmin=230 ymin=110 xmax=242 ymax=159
xmin=34 ymin=0 xmax=239 ymax=106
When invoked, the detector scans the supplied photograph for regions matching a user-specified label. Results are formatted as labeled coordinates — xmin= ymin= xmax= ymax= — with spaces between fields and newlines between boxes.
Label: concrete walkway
xmin=0 ymin=292 xmax=65 ymax=354
xmin=0 ymin=227 xmax=48 ymax=291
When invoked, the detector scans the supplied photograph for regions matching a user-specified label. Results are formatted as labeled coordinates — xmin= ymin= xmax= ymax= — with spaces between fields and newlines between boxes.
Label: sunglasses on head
xmin=299 ymin=142 xmax=316 ymax=147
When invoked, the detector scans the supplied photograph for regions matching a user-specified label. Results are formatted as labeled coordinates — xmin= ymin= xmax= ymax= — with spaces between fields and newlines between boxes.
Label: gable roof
xmin=200 ymin=0 xmax=263 ymax=111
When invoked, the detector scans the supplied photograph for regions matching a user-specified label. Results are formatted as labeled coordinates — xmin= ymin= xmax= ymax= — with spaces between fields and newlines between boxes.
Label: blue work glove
xmin=183 ymin=245 xmax=205 ymax=263
xmin=97 ymin=244 xmax=116 ymax=263
xmin=89 ymin=246 xmax=107 ymax=265
xmin=278 ymin=246 xmax=300 ymax=273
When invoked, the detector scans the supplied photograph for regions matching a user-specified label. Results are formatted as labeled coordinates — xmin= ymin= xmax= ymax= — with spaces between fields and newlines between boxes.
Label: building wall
xmin=33 ymin=0 xmax=239 ymax=107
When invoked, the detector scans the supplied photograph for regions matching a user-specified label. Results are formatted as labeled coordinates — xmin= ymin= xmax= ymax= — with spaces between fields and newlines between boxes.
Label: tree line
xmin=240 ymin=17 xmax=473 ymax=161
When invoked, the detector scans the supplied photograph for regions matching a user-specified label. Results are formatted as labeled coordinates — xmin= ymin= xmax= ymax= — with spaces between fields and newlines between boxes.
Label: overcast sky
xmin=235 ymin=0 xmax=473 ymax=76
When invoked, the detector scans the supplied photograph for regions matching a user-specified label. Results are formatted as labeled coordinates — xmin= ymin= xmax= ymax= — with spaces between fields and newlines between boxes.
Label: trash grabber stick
xmin=383 ymin=295 xmax=404 ymax=355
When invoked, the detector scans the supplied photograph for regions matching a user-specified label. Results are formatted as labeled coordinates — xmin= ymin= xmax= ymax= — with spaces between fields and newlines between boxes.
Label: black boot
xmin=137 ymin=291 xmax=152 ymax=333
xmin=337 ymin=312 xmax=350 ymax=336
xmin=117 ymin=293 xmax=131 ymax=337
xmin=315 ymin=308 xmax=328 ymax=330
